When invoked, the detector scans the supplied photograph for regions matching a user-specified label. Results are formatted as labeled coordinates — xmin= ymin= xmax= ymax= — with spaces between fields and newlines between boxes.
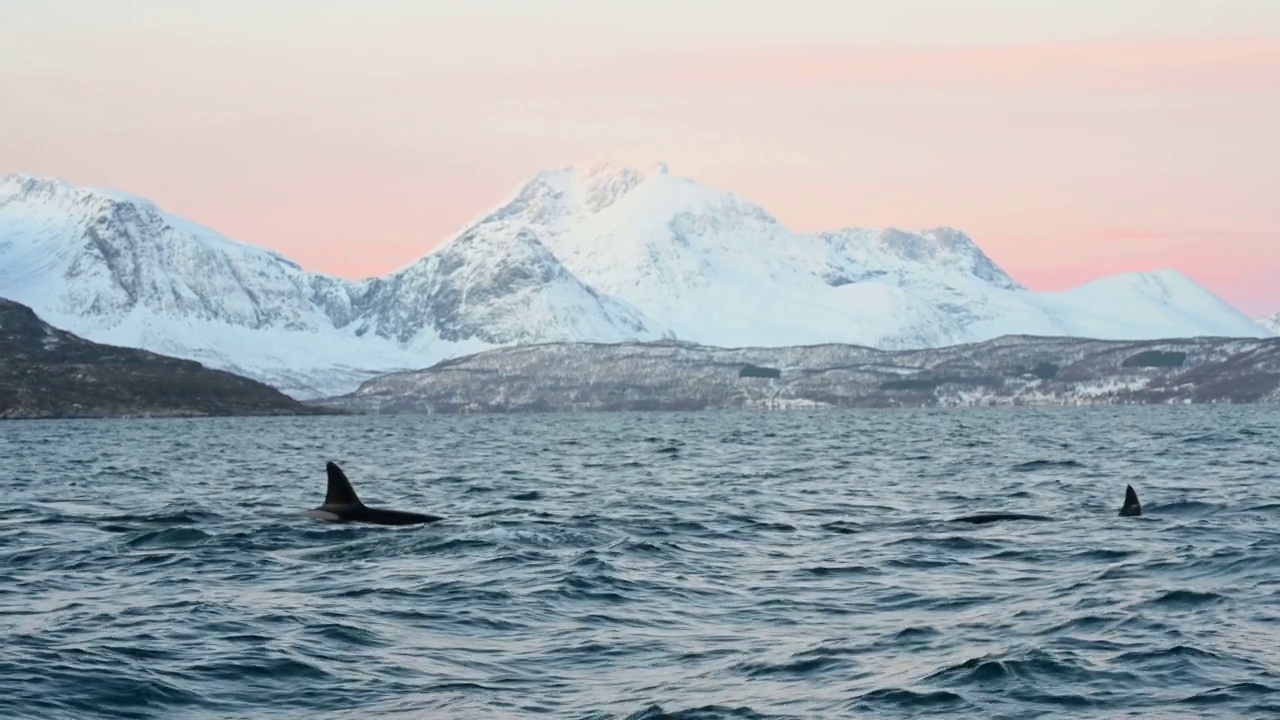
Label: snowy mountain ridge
xmin=0 ymin=171 xmax=665 ymax=396
xmin=0 ymin=166 xmax=1272 ymax=398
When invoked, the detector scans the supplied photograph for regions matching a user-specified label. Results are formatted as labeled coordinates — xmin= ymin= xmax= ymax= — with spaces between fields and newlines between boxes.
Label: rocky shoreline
xmin=1 ymin=298 xmax=339 ymax=420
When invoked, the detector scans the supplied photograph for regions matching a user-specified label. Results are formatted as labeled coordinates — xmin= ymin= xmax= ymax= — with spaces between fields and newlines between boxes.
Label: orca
xmin=951 ymin=484 xmax=1142 ymax=524
xmin=1118 ymin=483 xmax=1142 ymax=517
xmin=950 ymin=511 xmax=1054 ymax=524
xmin=305 ymin=461 xmax=443 ymax=526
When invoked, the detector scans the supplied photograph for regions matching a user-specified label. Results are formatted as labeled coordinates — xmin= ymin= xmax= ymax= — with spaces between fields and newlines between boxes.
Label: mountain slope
xmin=1259 ymin=313 xmax=1280 ymax=334
xmin=0 ymin=298 xmax=330 ymax=419
xmin=346 ymin=194 xmax=664 ymax=349
xmin=1037 ymin=270 xmax=1276 ymax=340
xmin=1 ymin=168 xmax=1270 ymax=400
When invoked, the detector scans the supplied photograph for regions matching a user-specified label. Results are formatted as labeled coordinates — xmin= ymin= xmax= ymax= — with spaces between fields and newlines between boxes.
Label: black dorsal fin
xmin=324 ymin=461 xmax=363 ymax=507
xmin=1119 ymin=484 xmax=1142 ymax=517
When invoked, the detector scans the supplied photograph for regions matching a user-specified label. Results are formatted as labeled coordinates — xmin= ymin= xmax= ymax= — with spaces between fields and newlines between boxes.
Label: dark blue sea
xmin=2 ymin=407 xmax=1279 ymax=719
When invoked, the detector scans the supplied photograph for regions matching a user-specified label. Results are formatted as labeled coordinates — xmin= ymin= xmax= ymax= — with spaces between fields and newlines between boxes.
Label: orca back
xmin=952 ymin=512 xmax=1054 ymax=524
xmin=352 ymin=507 xmax=444 ymax=526
xmin=951 ymin=485 xmax=1143 ymax=524
xmin=311 ymin=461 xmax=443 ymax=526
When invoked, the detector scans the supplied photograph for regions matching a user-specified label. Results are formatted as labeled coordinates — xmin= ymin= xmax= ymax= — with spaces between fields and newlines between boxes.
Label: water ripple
xmin=2 ymin=406 xmax=1279 ymax=718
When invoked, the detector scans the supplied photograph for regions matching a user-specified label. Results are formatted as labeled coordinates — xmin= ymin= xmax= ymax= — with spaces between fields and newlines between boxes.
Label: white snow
xmin=451 ymin=163 xmax=1270 ymax=349
xmin=0 ymin=167 xmax=1272 ymax=399
xmin=1258 ymin=312 xmax=1280 ymax=335
xmin=0 ymin=174 xmax=431 ymax=397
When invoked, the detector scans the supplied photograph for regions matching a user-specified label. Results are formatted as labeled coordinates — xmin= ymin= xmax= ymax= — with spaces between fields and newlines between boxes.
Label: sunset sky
xmin=3 ymin=1 xmax=1278 ymax=315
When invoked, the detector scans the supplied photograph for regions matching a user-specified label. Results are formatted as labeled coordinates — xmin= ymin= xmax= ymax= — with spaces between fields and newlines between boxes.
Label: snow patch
xmin=1258 ymin=312 xmax=1280 ymax=335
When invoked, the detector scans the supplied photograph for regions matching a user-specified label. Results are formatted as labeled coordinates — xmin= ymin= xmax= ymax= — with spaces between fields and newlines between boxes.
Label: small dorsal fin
xmin=324 ymin=461 xmax=363 ymax=507
xmin=1119 ymin=484 xmax=1142 ymax=517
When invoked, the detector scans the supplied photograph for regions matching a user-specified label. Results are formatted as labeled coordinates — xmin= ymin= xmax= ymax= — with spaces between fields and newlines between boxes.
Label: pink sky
xmin=2 ymin=2 xmax=1278 ymax=315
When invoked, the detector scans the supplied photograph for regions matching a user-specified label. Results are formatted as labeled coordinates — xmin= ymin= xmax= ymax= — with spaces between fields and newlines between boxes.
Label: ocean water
xmin=2 ymin=406 xmax=1279 ymax=719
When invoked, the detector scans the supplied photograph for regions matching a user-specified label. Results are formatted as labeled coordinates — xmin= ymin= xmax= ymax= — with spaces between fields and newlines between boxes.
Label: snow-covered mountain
xmin=0 ymin=174 xmax=414 ymax=397
xmin=1259 ymin=313 xmax=1280 ymax=334
xmin=0 ymin=167 xmax=1271 ymax=398
xmin=445 ymin=163 xmax=1270 ymax=348
xmin=0 ymin=173 xmax=658 ymax=397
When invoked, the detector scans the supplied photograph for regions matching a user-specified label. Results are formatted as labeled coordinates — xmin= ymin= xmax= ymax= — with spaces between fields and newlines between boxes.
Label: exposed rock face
xmin=313 ymin=335 xmax=1280 ymax=414
xmin=0 ymin=298 xmax=335 ymax=419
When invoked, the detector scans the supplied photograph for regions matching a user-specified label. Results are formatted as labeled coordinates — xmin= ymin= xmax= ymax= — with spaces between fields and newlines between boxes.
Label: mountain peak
xmin=578 ymin=162 xmax=646 ymax=213
xmin=0 ymin=173 xmax=73 ymax=201
xmin=445 ymin=161 xmax=724 ymax=256
xmin=0 ymin=172 xmax=161 ymax=211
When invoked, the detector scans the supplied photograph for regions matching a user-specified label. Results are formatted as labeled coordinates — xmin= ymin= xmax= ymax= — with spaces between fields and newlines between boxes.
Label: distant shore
xmin=309 ymin=335 xmax=1280 ymax=415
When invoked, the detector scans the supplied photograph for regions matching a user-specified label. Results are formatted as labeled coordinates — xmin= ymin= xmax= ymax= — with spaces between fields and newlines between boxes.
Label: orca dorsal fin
xmin=1119 ymin=484 xmax=1142 ymax=517
xmin=324 ymin=461 xmax=363 ymax=507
